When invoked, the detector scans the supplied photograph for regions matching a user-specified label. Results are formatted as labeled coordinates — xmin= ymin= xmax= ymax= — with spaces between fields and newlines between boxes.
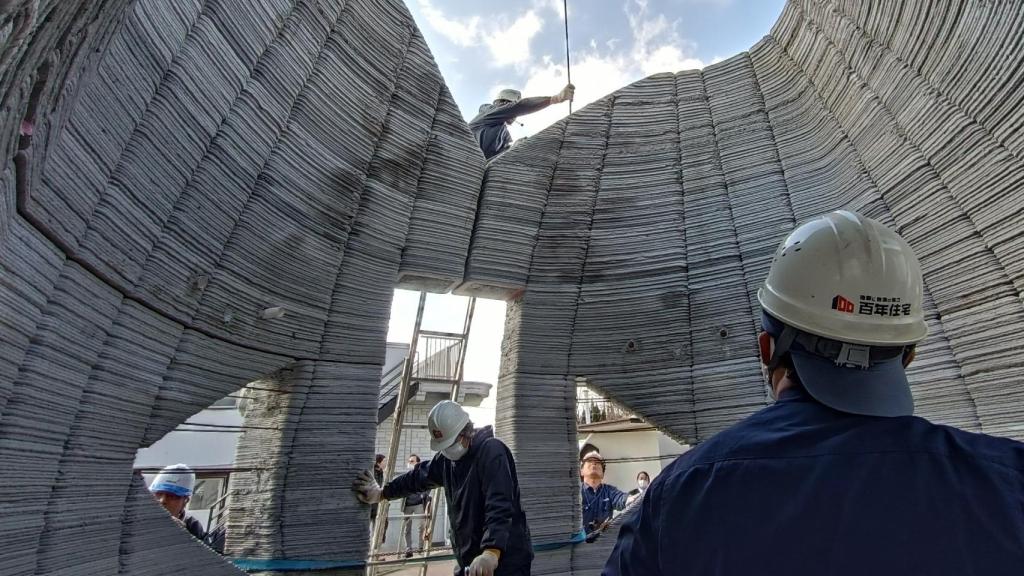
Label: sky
xmin=405 ymin=0 xmax=786 ymax=138
xmin=388 ymin=0 xmax=785 ymax=426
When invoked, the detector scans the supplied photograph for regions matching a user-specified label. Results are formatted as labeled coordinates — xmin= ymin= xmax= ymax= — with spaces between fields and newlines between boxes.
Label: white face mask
xmin=441 ymin=439 xmax=468 ymax=461
xmin=638 ymin=480 xmax=649 ymax=490
xmin=407 ymin=462 xmax=417 ymax=471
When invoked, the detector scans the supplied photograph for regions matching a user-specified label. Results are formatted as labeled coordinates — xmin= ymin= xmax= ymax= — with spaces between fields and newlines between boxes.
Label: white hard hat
xmin=148 ymin=463 xmax=195 ymax=498
xmin=758 ymin=210 xmax=927 ymax=346
xmin=427 ymin=400 xmax=470 ymax=451
xmin=495 ymin=88 xmax=521 ymax=103
xmin=758 ymin=211 xmax=928 ymax=417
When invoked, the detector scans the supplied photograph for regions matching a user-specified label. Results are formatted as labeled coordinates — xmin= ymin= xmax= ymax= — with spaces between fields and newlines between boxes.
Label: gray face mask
xmin=441 ymin=439 xmax=468 ymax=461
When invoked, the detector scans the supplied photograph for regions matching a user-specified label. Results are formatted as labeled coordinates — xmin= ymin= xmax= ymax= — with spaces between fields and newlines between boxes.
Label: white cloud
xmin=534 ymin=0 xmax=565 ymax=19
xmin=506 ymin=50 xmax=634 ymax=141
xmin=417 ymin=0 xmax=481 ymax=47
xmin=641 ymin=44 xmax=704 ymax=75
xmin=500 ymin=1 xmax=705 ymax=140
xmin=485 ymin=10 xmax=544 ymax=67
xmin=626 ymin=0 xmax=704 ymax=75
xmin=416 ymin=1 xmax=543 ymax=69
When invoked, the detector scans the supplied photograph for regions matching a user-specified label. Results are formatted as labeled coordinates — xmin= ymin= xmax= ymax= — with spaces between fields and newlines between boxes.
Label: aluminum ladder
xmin=368 ymin=292 xmax=477 ymax=576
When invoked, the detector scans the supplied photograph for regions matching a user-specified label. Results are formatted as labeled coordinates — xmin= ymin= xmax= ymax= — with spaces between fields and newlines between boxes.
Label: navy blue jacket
xmin=581 ymin=482 xmax=629 ymax=531
xmin=468 ymin=96 xmax=552 ymax=159
xmin=383 ymin=427 xmax=533 ymax=574
xmin=604 ymin=387 xmax=1024 ymax=576
xmin=181 ymin=513 xmax=206 ymax=541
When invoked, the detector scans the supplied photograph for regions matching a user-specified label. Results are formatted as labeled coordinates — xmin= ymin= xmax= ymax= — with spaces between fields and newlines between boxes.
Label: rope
xmin=229 ymin=531 xmax=586 ymax=572
xmin=563 ymin=0 xmax=572 ymax=114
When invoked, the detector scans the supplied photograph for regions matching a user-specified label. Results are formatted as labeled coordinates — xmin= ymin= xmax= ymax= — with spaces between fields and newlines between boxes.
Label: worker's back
xmin=604 ymin=386 xmax=1024 ymax=575
xmin=469 ymin=103 xmax=515 ymax=159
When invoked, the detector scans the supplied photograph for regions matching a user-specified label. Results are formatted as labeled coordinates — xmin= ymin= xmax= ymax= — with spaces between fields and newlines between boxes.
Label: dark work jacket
xmin=581 ymin=482 xmax=628 ymax=531
xmin=604 ymin=387 xmax=1024 ymax=576
xmin=404 ymin=489 xmax=431 ymax=509
xmin=468 ymin=96 xmax=551 ymax=159
xmin=181 ymin=513 xmax=206 ymax=541
xmin=383 ymin=426 xmax=533 ymax=574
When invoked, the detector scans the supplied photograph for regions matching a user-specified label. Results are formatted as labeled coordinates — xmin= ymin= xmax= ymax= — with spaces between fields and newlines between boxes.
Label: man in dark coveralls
xmin=604 ymin=211 xmax=1024 ymax=576
xmin=355 ymin=400 xmax=533 ymax=576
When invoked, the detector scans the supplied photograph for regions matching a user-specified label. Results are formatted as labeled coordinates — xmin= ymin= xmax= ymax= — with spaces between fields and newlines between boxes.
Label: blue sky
xmin=404 ymin=0 xmax=786 ymax=138
xmin=390 ymin=1 xmax=785 ymax=425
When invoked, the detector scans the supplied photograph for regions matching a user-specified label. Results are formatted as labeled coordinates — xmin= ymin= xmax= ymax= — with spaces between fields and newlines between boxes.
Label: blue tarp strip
xmin=230 ymin=530 xmax=587 ymax=572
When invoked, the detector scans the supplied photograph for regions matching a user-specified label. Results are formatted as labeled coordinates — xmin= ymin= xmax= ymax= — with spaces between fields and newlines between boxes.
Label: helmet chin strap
xmin=767 ymin=325 xmax=798 ymax=373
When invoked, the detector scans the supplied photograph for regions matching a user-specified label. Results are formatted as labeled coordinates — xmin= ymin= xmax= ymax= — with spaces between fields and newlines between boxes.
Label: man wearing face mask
xmin=353 ymin=400 xmax=533 ymax=576
xmin=399 ymin=454 xmax=431 ymax=558
xmin=603 ymin=211 xmax=1024 ymax=576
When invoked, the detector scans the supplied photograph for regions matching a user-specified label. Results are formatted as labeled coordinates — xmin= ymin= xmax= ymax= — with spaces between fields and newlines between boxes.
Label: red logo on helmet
xmin=831 ymin=295 xmax=854 ymax=314
xmin=431 ymin=429 xmax=443 ymax=439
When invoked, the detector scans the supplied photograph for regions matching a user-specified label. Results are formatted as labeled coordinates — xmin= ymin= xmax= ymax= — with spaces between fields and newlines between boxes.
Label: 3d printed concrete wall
xmin=466 ymin=1 xmax=1024 ymax=573
xmin=1 ymin=0 xmax=481 ymax=574
xmin=2 ymin=0 xmax=1023 ymax=574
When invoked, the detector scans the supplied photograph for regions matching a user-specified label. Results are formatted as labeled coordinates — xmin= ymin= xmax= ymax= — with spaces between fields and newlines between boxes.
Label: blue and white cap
xmin=148 ymin=463 xmax=195 ymax=497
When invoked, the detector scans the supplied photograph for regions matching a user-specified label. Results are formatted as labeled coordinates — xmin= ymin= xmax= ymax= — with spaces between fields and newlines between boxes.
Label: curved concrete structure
xmin=1 ymin=0 xmax=481 ymax=573
xmin=1 ymin=0 xmax=1023 ymax=574
xmin=479 ymin=2 xmax=1024 ymax=572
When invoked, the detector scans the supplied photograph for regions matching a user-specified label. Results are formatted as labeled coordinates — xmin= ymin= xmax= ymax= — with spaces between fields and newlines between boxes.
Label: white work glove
xmin=352 ymin=469 xmax=382 ymax=504
xmin=467 ymin=550 xmax=500 ymax=576
xmin=551 ymin=83 xmax=575 ymax=104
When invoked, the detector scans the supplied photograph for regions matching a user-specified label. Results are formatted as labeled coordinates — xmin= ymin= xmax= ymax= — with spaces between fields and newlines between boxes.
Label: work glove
xmin=551 ymin=83 xmax=575 ymax=104
xmin=467 ymin=550 xmax=500 ymax=576
xmin=352 ymin=469 xmax=382 ymax=504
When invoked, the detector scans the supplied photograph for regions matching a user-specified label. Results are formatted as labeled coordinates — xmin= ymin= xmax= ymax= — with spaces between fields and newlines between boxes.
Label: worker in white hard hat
xmin=579 ymin=451 xmax=636 ymax=536
xmin=604 ymin=211 xmax=1024 ymax=576
xmin=468 ymin=84 xmax=575 ymax=159
xmin=148 ymin=463 xmax=206 ymax=541
xmin=354 ymin=400 xmax=533 ymax=576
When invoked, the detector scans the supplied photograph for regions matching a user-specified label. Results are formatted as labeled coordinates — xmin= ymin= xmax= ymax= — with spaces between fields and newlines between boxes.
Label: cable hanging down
xmin=563 ymin=0 xmax=572 ymax=114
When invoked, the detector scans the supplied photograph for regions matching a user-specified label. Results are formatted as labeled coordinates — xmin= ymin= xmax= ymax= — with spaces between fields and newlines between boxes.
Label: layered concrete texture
xmin=1 ymin=0 xmax=1023 ymax=574
xmin=486 ymin=4 xmax=1024 ymax=570
xmin=1 ymin=0 xmax=480 ymax=574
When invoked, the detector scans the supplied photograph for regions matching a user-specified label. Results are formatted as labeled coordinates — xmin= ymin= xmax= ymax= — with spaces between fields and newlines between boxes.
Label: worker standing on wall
xmin=354 ymin=401 xmax=533 ymax=576
xmin=603 ymin=211 xmax=1024 ymax=575
xmin=148 ymin=463 xmax=206 ymax=541
xmin=469 ymin=84 xmax=575 ymax=159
